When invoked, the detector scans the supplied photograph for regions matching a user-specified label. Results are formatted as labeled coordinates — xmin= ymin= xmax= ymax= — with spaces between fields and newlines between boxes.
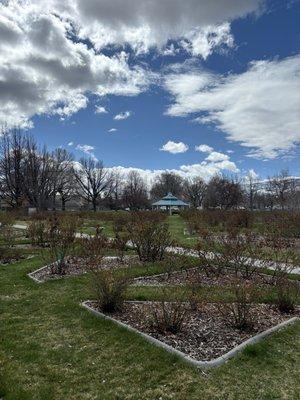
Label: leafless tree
xmin=268 ymin=169 xmax=294 ymax=210
xmin=203 ymin=175 xmax=243 ymax=209
xmin=150 ymin=172 xmax=183 ymax=199
xmin=0 ymin=127 xmax=25 ymax=208
xmin=73 ymin=157 xmax=112 ymax=212
xmin=244 ymin=171 xmax=259 ymax=211
xmin=123 ymin=171 xmax=149 ymax=210
xmin=103 ymin=171 xmax=125 ymax=210
xmin=183 ymin=177 xmax=206 ymax=208
xmin=21 ymin=136 xmax=56 ymax=210
xmin=52 ymin=148 xmax=76 ymax=211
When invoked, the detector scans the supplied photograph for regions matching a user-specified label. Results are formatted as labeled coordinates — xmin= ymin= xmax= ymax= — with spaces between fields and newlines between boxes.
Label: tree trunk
xmin=92 ymin=198 xmax=97 ymax=212
xmin=61 ymin=197 xmax=66 ymax=211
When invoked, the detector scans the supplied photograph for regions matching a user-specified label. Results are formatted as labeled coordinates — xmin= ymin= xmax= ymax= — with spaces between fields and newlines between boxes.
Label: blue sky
xmin=1 ymin=0 xmax=299 ymax=181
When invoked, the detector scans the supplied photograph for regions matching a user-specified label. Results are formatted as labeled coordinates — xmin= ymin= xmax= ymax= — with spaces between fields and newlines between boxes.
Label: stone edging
xmin=81 ymin=300 xmax=298 ymax=369
xmin=27 ymin=263 xmax=54 ymax=283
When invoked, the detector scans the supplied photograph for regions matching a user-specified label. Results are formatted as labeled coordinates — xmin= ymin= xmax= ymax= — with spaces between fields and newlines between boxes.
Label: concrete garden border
xmin=28 ymin=263 xmax=54 ymax=283
xmin=81 ymin=300 xmax=298 ymax=369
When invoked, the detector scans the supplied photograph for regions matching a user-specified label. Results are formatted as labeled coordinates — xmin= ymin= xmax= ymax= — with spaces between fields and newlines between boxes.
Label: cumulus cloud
xmin=160 ymin=141 xmax=189 ymax=154
xmin=67 ymin=0 xmax=261 ymax=56
xmin=95 ymin=105 xmax=108 ymax=114
xmin=114 ymin=111 xmax=132 ymax=120
xmin=195 ymin=144 xmax=213 ymax=153
xmin=108 ymin=158 xmax=239 ymax=186
xmin=0 ymin=1 xmax=153 ymax=128
xmin=68 ymin=141 xmax=74 ymax=146
xmin=205 ymin=151 xmax=229 ymax=162
xmin=165 ymin=55 xmax=300 ymax=159
xmin=76 ymin=144 xmax=97 ymax=161
xmin=181 ymin=22 xmax=234 ymax=58
xmin=0 ymin=0 xmax=264 ymax=128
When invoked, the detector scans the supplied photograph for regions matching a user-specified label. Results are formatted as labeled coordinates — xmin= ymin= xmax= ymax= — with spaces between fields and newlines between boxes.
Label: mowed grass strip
xmin=0 ymin=256 xmax=299 ymax=399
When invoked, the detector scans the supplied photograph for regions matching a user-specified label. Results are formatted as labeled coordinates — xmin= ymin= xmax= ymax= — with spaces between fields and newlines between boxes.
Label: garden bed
xmin=28 ymin=255 xmax=141 ymax=282
xmin=84 ymin=300 xmax=297 ymax=363
xmin=0 ymin=249 xmax=30 ymax=265
xmin=133 ymin=267 xmax=274 ymax=287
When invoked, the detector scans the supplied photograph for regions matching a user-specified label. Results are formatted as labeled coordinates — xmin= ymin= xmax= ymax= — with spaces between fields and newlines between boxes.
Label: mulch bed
xmin=30 ymin=255 xmax=141 ymax=282
xmin=86 ymin=301 xmax=295 ymax=361
xmin=132 ymin=267 xmax=275 ymax=288
xmin=0 ymin=249 xmax=30 ymax=266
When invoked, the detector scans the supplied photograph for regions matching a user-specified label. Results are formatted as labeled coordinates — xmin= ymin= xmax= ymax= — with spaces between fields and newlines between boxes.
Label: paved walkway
xmin=165 ymin=246 xmax=300 ymax=275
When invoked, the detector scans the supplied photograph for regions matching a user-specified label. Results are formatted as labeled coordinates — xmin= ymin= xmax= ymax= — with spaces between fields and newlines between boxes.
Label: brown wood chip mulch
xmin=87 ymin=301 xmax=296 ymax=361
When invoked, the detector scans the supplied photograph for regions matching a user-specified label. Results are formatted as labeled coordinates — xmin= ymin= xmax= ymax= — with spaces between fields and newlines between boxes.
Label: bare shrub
xmin=180 ymin=209 xmax=202 ymax=235
xmin=45 ymin=216 xmax=79 ymax=275
xmin=149 ymin=300 xmax=187 ymax=334
xmin=91 ymin=270 xmax=130 ymax=313
xmin=79 ymin=229 xmax=109 ymax=270
xmin=186 ymin=269 xmax=204 ymax=311
xmin=264 ymin=233 xmax=299 ymax=284
xmin=218 ymin=281 xmax=257 ymax=332
xmin=126 ymin=213 xmax=172 ymax=262
xmin=0 ymin=212 xmax=16 ymax=248
xmin=226 ymin=211 xmax=253 ymax=230
xmin=218 ymin=229 xmax=266 ymax=279
xmin=159 ymin=252 xmax=196 ymax=279
xmin=262 ymin=211 xmax=300 ymax=239
xmin=112 ymin=216 xmax=130 ymax=262
xmin=275 ymin=278 xmax=299 ymax=313
xmin=27 ymin=220 xmax=49 ymax=247
xmin=196 ymin=226 xmax=267 ymax=279
xmin=195 ymin=229 xmax=224 ymax=277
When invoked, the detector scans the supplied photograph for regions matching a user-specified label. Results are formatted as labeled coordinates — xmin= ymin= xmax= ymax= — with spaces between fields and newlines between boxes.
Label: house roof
xmin=152 ymin=192 xmax=189 ymax=207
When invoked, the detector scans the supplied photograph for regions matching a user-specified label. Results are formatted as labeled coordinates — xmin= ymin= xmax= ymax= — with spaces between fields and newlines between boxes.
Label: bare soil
xmin=87 ymin=301 xmax=295 ymax=361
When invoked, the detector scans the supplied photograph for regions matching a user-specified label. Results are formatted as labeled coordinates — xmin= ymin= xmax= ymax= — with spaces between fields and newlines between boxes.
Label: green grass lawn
xmin=167 ymin=215 xmax=198 ymax=247
xmin=0 ymin=255 xmax=299 ymax=400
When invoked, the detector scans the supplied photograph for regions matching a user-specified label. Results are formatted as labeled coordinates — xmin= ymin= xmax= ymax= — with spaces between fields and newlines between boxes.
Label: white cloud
xmin=95 ymin=105 xmax=108 ymax=114
xmin=0 ymin=2 xmax=153 ymax=129
xmin=108 ymin=128 xmax=117 ymax=133
xmin=109 ymin=158 xmax=239 ymax=185
xmin=0 ymin=0 xmax=264 ymax=128
xmin=165 ymin=55 xmax=300 ymax=159
xmin=76 ymin=144 xmax=97 ymax=161
xmin=247 ymin=169 xmax=259 ymax=180
xmin=160 ymin=141 xmax=189 ymax=154
xmin=114 ymin=111 xmax=132 ymax=120
xmin=55 ymin=94 xmax=88 ymax=120
xmin=76 ymin=144 xmax=94 ymax=153
xmin=68 ymin=0 xmax=261 ymax=56
xmin=195 ymin=144 xmax=213 ymax=153
xmin=68 ymin=141 xmax=74 ymax=146
xmin=205 ymin=151 xmax=229 ymax=162
xmin=181 ymin=22 xmax=234 ymax=58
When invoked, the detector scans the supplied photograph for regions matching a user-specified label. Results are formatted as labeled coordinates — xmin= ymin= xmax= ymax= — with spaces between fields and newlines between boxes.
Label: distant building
xmin=152 ymin=192 xmax=189 ymax=214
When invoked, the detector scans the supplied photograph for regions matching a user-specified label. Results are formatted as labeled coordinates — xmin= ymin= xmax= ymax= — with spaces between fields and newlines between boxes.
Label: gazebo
xmin=152 ymin=192 xmax=189 ymax=214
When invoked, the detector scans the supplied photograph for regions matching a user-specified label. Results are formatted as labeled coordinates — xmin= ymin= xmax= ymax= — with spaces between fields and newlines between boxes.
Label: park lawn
xmin=80 ymin=218 xmax=114 ymax=237
xmin=0 ymin=256 xmax=299 ymax=400
xmin=167 ymin=215 xmax=198 ymax=247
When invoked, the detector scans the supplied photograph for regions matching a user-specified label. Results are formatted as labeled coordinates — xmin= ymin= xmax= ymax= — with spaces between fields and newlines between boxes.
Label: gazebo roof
xmin=152 ymin=192 xmax=189 ymax=207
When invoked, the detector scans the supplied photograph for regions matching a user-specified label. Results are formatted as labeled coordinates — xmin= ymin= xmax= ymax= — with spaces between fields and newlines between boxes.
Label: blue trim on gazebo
xmin=152 ymin=192 xmax=189 ymax=207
